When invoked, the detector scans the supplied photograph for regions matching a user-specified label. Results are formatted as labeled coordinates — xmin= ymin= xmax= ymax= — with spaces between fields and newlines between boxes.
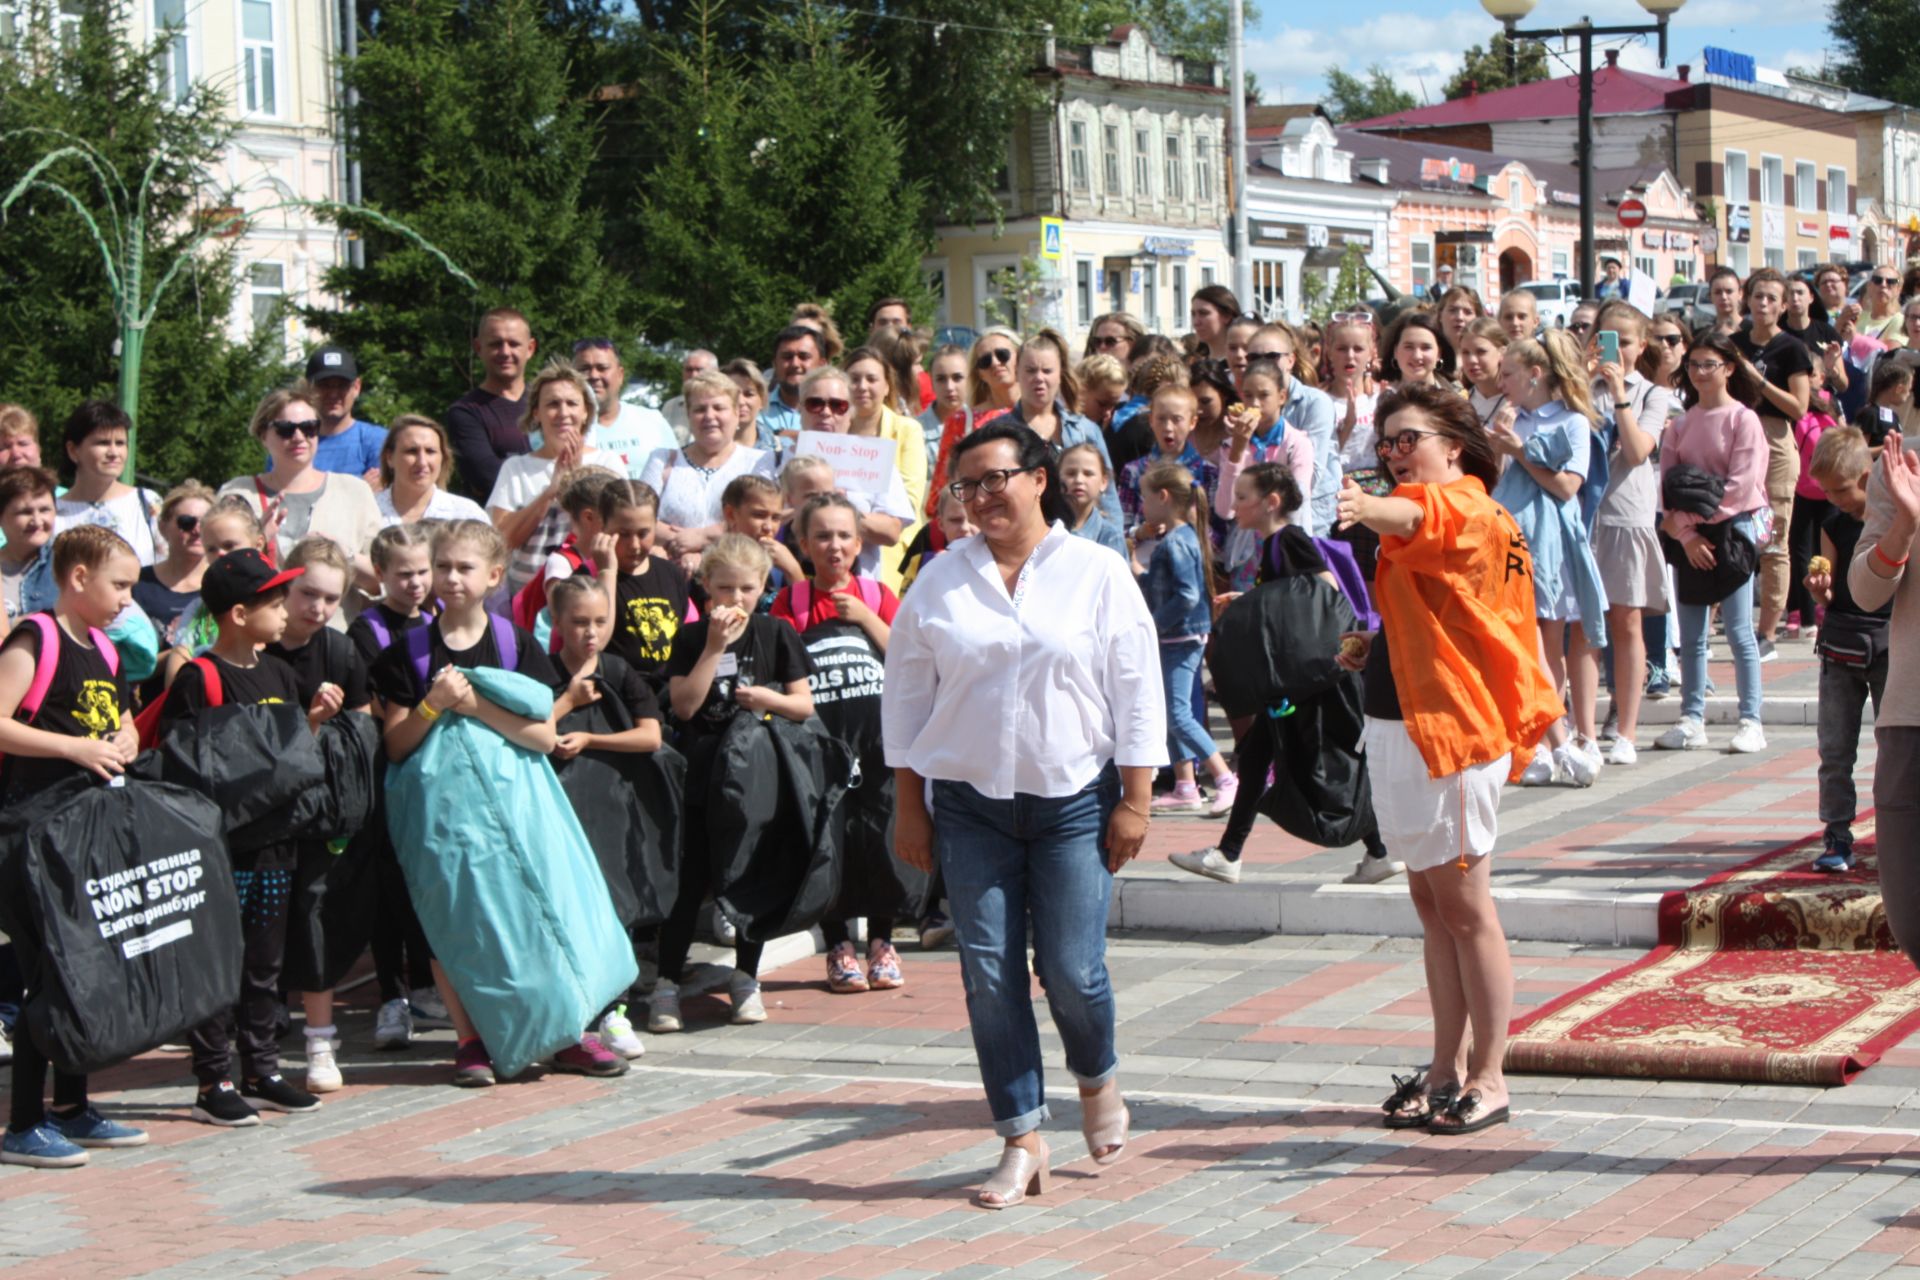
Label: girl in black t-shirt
xmin=349 ymin=523 xmax=435 ymax=665
xmin=601 ymin=479 xmax=692 ymax=679
xmin=654 ymin=534 xmax=814 ymax=1035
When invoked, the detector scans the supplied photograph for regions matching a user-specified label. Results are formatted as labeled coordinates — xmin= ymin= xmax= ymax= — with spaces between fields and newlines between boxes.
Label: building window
xmin=1724 ymin=150 xmax=1749 ymax=204
xmin=1172 ymin=263 xmax=1188 ymax=322
xmin=1729 ymin=243 xmax=1750 ymax=276
xmin=1795 ymin=161 xmax=1817 ymax=212
xmin=1102 ymin=124 xmax=1121 ymax=196
xmin=241 ymin=0 xmax=278 ymax=115
xmin=1763 ymin=246 xmax=1784 ymax=271
xmin=154 ymin=0 xmax=190 ymax=102
xmin=1251 ymin=259 xmax=1284 ymax=321
xmin=1195 ymin=145 xmax=1213 ymax=205
xmin=924 ymin=262 xmax=948 ymax=325
xmin=1164 ymin=135 xmax=1184 ymax=203
xmin=1828 ymin=166 xmax=1848 ymax=217
xmin=1075 ymin=258 xmax=1094 ymax=324
xmin=1201 ymin=264 xmax=1216 ymax=287
xmin=249 ymin=260 xmax=285 ymax=339
xmin=1761 ymin=156 xmax=1783 ymax=207
xmin=55 ymin=0 xmax=81 ymax=47
xmin=1671 ymin=258 xmax=1694 ymax=282
xmin=1068 ymin=120 xmax=1090 ymax=195
xmin=1411 ymin=240 xmax=1433 ymax=292
xmin=1797 ymin=248 xmax=1819 ymax=270
xmin=1508 ymin=178 xmax=1525 ymax=211
xmin=1143 ymin=261 xmax=1159 ymax=332
xmin=1134 ymin=128 xmax=1151 ymax=201
xmin=1551 ymin=249 xmax=1570 ymax=278
xmin=1634 ymin=253 xmax=1658 ymax=281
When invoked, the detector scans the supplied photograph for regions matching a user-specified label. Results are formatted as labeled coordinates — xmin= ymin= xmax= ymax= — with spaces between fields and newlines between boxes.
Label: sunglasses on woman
xmin=269 ymin=419 xmax=321 ymax=440
xmin=975 ymin=348 xmax=1014 ymax=369
xmin=174 ymin=513 xmax=200 ymax=533
xmin=1331 ymin=310 xmax=1373 ymax=326
xmin=803 ymin=396 xmax=850 ymax=415
xmin=1874 ymin=275 xmax=1899 ymax=286
xmin=1374 ymin=429 xmax=1439 ymax=458
xmin=1656 ymin=334 xmax=1686 ymax=346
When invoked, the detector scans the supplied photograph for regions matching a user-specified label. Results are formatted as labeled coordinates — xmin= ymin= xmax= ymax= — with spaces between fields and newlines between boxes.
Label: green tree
xmin=624 ymin=0 xmax=932 ymax=362
xmin=1444 ymin=33 xmax=1549 ymax=100
xmin=1829 ymin=0 xmax=1920 ymax=107
xmin=0 ymin=2 xmax=283 ymax=484
xmin=1322 ymin=65 xmax=1416 ymax=123
xmin=315 ymin=0 xmax=633 ymax=425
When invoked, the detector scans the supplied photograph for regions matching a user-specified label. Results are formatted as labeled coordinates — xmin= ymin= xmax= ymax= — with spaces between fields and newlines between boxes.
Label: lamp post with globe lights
xmin=1479 ymin=0 xmax=1687 ymax=297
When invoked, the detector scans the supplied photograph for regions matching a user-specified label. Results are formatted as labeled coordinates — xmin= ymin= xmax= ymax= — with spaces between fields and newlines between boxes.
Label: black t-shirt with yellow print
xmin=161 ymin=651 xmax=304 ymax=726
xmin=1 ymin=615 xmax=130 ymax=796
xmin=610 ymin=558 xmax=692 ymax=676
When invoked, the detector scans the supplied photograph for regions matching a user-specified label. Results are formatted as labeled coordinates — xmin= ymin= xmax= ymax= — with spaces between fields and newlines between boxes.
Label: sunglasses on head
xmin=804 ymin=396 xmax=850 ymax=415
xmin=174 ymin=513 xmax=200 ymax=533
xmin=269 ymin=419 xmax=321 ymax=440
xmin=1331 ymin=310 xmax=1374 ymax=326
xmin=975 ymin=347 xmax=1015 ymax=369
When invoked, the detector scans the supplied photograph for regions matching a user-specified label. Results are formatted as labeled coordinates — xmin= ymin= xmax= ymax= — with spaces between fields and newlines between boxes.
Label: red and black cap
xmin=201 ymin=548 xmax=304 ymax=615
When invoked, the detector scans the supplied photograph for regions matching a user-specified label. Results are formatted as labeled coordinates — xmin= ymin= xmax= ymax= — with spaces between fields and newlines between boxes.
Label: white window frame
xmin=237 ymin=0 xmax=283 ymax=119
xmin=1201 ymin=264 xmax=1216 ymax=287
xmin=1410 ymin=239 xmax=1434 ymax=292
xmin=974 ymin=253 xmax=1021 ymax=331
xmin=922 ymin=258 xmax=949 ymax=327
xmin=248 ymin=259 xmax=286 ymax=348
xmin=1195 ymin=144 xmax=1213 ymax=206
xmin=1763 ymin=246 xmax=1785 ymax=271
xmin=1551 ymin=249 xmax=1570 ymax=278
xmin=1143 ymin=260 xmax=1160 ymax=332
xmin=1074 ymin=257 xmax=1095 ymax=326
xmin=1828 ymin=165 xmax=1848 ymax=217
xmin=1729 ymin=243 xmax=1750 ymax=276
xmin=1102 ymin=123 xmax=1121 ymax=197
xmin=1068 ymin=119 xmax=1090 ymax=195
xmin=1797 ymin=248 xmax=1819 ymax=270
xmin=153 ymin=0 xmax=193 ymax=103
xmin=1133 ymin=126 xmax=1152 ymax=202
xmin=1507 ymin=177 xmax=1525 ymax=211
xmin=1164 ymin=133 xmax=1184 ymax=203
xmin=0 ymin=3 xmax=17 ymax=45
xmin=1634 ymin=253 xmax=1658 ymax=281
xmin=1724 ymin=149 xmax=1749 ymax=208
xmin=1795 ymin=160 xmax=1817 ymax=212
xmin=1760 ymin=154 xmax=1784 ymax=207
xmin=55 ymin=0 xmax=81 ymax=47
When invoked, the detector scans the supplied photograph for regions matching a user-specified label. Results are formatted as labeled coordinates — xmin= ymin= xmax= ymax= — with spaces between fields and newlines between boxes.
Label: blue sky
xmin=1247 ymin=0 xmax=1841 ymax=105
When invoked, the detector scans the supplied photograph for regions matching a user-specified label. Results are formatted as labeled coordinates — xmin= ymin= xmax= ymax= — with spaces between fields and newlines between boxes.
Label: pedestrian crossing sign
xmin=1040 ymin=217 xmax=1063 ymax=261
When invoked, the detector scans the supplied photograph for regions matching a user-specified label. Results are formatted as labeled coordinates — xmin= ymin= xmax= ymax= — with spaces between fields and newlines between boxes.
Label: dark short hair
xmin=1191 ymin=284 xmax=1242 ymax=322
xmin=948 ymin=421 xmax=1072 ymax=526
xmin=1238 ymin=461 xmax=1302 ymax=514
xmin=1708 ymin=265 xmax=1741 ymax=287
xmin=772 ymin=325 xmax=823 ymax=359
xmin=865 ymin=296 xmax=911 ymax=327
xmin=63 ymin=400 xmax=131 ymax=450
xmin=1375 ymin=383 xmax=1500 ymax=489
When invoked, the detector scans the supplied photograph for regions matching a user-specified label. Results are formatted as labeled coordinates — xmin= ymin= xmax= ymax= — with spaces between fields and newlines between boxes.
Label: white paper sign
xmin=794 ymin=431 xmax=897 ymax=498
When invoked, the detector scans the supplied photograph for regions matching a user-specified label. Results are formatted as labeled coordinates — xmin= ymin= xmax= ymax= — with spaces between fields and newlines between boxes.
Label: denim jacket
xmin=1142 ymin=522 xmax=1211 ymax=639
xmin=1007 ymin=400 xmax=1123 ymax=526
xmin=1072 ymin=507 xmax=1128 ymax=558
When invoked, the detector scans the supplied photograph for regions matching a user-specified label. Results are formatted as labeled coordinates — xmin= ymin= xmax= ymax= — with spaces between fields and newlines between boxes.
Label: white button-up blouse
xmin=882 ymin=522 xmax=1169 ymax=800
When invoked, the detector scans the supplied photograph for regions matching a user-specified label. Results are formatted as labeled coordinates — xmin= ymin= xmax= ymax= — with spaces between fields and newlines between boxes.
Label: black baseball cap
xmin=305 ymin=345 xmax=359 ymax=383
xmin=201 ymin=548 xmax=304 ymax=616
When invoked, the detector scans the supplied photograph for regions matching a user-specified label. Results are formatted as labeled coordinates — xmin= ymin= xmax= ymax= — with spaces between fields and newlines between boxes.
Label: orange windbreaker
xmin=1374 ymin=475 xmax=1564 ymax=781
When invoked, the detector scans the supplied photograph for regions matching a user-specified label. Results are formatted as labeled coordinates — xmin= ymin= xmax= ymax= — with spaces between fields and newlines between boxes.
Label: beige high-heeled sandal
xmin=1081 ymin=1085 xmax=1130 ymax=1166
xmin=974 ymin=1140 xmax=1050 ymax=1209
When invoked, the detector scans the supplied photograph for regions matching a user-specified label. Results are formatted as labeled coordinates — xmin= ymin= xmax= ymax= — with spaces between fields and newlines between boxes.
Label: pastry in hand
xmin=1808 ymin=555 xmax=1832 ymax=577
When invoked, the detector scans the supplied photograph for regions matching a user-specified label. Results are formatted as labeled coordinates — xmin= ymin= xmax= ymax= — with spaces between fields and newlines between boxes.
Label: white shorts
xmin=1363 ymin=717 xmax=1509 ymax=873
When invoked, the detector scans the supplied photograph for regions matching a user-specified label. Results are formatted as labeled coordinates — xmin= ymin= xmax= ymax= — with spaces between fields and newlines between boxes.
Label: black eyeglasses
xmin=1374 ymin=430 xmax=1439 ymax=458
xmin=1248 ymin=348 xmax=1293 ymax=361
xmin=1657 ymin=334 xmax=1686 ymax=346
xmin=1687 ymin=360 xmax=1727 ymax=374
xmin=174 ymin=513 xmax=200 ymax=533
xmin=1874 ymin=276 xmax=1899 ymax=286
xmin=949 ymin=466 xmax=1038 ymax=501
xmin=803 ymin=396 xmax=850 ymax=415
xmin=1094 ymin=335 xmax=1128 ymax=349
xmin=269 ymin=419 xmax=321 ymax=440
xmin=975 ymin=348 xmax=1014 ymax=369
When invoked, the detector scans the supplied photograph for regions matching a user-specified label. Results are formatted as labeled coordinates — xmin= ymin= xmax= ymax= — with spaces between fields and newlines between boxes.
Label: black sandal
xmin=1426 ymin=1087 xmax=1510 ymax=1135
xmin=1381 ymin=1071 xmax=1456 ymax=1129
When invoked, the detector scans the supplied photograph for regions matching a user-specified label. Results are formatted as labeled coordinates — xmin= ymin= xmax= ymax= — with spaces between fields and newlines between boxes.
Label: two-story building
xmin=926 ymin=26 xmax=1229 ymax=346
xmin=1239 ymin=109 xmax=1395 ymax=322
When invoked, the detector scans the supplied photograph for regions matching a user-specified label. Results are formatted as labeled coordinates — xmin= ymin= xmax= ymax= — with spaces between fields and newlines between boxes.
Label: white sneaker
xmin=373 ymin=998 xmax=412 ymax=1050
xmin=729 ymin=972 xmax=767 ymax=1025
xmin=1168 ymin=847 xmax=1242 ymax=883
xmin=304 ymin=1037 xmax=343 ymax=1093
xmin=595 ymin=1006 xmax=646 ymax=1059
xmin=647 ymin=979 xmax=683 ymax=1034
xmin=1518 ymin=751 xmax=1561 ymax=786
xmin=712 ymin=905 xmax=737 ymax=945
xmin=1728 ymin=718 xmax=1767 ymax=753
xmin=1654 ymin=716 xmax=1709 ymax=751
xmin=409 ymin=986 xmax=452 ymax=1029
xmin=1756 ymin=637 xmax=1779 ymax=664
xmin=1343 ymin=856 xmax=1406 ymax=884
xmin=1606 ymin=737 xmax=1639 ymax=766
xmin=1560 ymin=737 xmax=1601 ymax=788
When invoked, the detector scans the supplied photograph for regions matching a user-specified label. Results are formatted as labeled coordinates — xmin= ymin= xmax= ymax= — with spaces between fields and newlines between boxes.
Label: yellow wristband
xmin=415 ymin=701 xmax=442 ymax=724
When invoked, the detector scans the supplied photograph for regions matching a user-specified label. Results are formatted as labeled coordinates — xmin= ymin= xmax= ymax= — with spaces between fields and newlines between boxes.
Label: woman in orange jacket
xmin=1335 ymin=383 xmax=1562 ymax=1138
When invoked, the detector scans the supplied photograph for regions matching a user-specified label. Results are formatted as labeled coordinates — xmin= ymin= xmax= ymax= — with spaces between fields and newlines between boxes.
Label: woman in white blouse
xmin=638 ymin=370 xmax=777 ymax=575
xmin=376 ymin=414 xmax=489 ymax=527
xmin=883 ymin=421 xmax=1167 ymax=1210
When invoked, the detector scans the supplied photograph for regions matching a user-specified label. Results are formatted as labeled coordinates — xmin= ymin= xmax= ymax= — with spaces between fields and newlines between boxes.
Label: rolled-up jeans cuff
xmin=994 ymin=1103 xmax=1051 ymax=1139
xmin=1071 ymin=1061 xmax=1119 ymax=1091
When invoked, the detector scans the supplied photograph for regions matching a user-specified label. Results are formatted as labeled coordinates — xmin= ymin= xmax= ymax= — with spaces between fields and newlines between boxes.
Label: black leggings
xmin=658 ymin=743 xmax=764 ymax=983
xmin=8 ymin=1024 xmax=86 ymax=1134
xmin=823 ymin=919 xmax=895 ymax=949
xmin=371 ymin=854 xmax=435 ymax=1002
xmin=190 ymin=862 xmax=292 ymax=1087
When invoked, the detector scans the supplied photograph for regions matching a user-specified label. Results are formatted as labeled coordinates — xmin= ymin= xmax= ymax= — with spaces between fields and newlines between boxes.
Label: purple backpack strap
xmin=362 ymin=609 xmax=392 ymax=653
xmin=406 ymin=621 xmax=435 ymax=689
xmin=489 ymin=614 xmax=518 ymax=672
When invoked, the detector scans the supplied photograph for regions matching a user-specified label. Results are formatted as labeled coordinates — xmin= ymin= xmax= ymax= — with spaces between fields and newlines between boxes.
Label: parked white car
xmin=1517 ymin=279 xmax=1586 ymax=329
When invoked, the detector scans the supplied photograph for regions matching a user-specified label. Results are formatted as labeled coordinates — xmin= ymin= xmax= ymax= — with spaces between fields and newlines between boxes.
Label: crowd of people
xmin=0 ymin=269 xmax=1916 ymax=1208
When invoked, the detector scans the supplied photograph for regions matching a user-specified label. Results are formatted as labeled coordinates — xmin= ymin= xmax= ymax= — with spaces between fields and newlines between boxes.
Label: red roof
xmin=1351 ymin=66 xmax=1686 ymax=130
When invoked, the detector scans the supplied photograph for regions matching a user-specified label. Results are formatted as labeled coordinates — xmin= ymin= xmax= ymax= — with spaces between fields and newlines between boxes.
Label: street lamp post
xmin=1478 ymin=0 xmax=1686 ymax=297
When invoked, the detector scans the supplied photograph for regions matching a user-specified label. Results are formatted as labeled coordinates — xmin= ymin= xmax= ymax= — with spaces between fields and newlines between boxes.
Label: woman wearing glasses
xmin=1862 ymin=269 xmax=1907 ymax=346
xmin=1654 ymin=334 xmax=1770 ymax=754
xmin=640 ymin=370 xmax=779 ymax=575
xmin=885 ymin=421 xmax=1165 ymax=1208
xmin=217 ymin=388 xmax=382 ymax=593
xmin=1082 ymin=312 xmax=1146 ymax=361
xmin=1335 ymin=385 xmax=1560 ymax=1136
xmin=793 ymin=367 xmax=913 ymax=578
xmin=55 ymin=400 xmax=166 ymax=567
xmin=925 ymin=327 xmax=1022 ymax=519
xmin=134 ymin=482 xmax=218 ymax=638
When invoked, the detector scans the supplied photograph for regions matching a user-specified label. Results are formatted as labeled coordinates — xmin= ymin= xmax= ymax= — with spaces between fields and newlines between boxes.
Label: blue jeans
xmin=932 ymin=771 xmax=1120 ymax=1138
xmin=1677 ymin=526 xmax=1763 ymax=722
xmin=1160 ymin=639 xmax=1215 ymax=767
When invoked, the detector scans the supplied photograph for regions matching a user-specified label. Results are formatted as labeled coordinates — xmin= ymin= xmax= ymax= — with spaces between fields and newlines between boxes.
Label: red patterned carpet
xmin=1506 ymin=817 xmax=1920 ymax=1085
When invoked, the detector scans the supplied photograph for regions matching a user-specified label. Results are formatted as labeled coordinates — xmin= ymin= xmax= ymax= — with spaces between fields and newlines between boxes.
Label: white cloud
xmin=1249 ymin=7 xmax=1496 ymax=106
